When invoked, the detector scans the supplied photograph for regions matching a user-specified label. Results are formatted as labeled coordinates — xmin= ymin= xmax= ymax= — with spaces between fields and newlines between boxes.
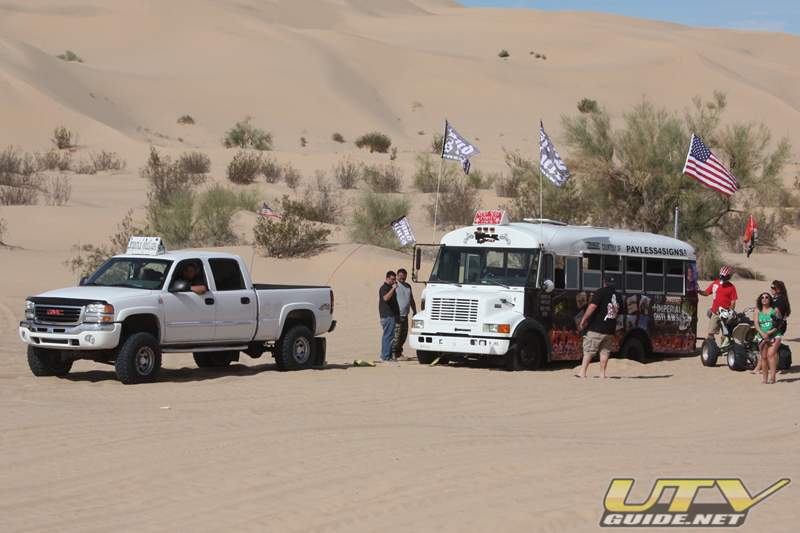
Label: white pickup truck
xmin=18 ymin=240 xmax=336 ymax=384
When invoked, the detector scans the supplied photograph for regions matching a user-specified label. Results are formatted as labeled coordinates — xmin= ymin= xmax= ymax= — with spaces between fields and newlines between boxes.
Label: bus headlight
xmin=412 ymin=319 xmax=424 ymax=330
xmin=483 ymin=323 xmax=511 ymax=334
xmin=85 ymin=303 xmax=115 ymax=323
xmin=24 ymin=300 xmax=35 ymax=320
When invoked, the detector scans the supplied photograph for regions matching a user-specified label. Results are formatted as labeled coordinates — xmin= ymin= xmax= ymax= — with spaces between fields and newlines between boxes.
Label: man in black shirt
xmin=577 ymin=274 xmax=620 ymax=378
xmin=378 ymin=271 xmax=400 ymax=361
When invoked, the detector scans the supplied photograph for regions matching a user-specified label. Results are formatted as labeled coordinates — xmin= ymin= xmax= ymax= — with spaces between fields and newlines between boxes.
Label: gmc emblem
xmin=46 ymin=309 xmax=64 ymax=316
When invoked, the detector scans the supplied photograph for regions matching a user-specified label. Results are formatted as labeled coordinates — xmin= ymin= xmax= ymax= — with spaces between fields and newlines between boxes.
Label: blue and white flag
xmin=442 ymin=121 xmax=479 ymax=175
xmin=539 ymin=121 xmax=570 ymax=187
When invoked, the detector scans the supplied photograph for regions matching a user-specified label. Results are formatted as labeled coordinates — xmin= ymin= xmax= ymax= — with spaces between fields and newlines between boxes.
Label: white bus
xmin=410 ymin=211 xmax=699 ymax=370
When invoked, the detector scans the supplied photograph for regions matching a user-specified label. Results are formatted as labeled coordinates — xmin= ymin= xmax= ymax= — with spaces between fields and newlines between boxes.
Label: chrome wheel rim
xmin=293 ymin=337 xmax=311 ymax=364
xmin=136 ymin=346 xmax=156 ymax=375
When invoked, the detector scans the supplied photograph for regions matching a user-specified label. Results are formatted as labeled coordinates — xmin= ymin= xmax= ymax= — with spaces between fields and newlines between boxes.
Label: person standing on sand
xmin=577 ymin=274 xmax=620 ymax=379
xmin=378 ymin=271 xmax=400 ymax=362
xmin=755 ymin=280 xmax=791 ymax=375
xmin=700 ymin=265 xmax=737 ymax=346
xmin=753 ymin=293 xmax=780 ymax=384
xmin=392 ymin=268 xmax=417 ymax=361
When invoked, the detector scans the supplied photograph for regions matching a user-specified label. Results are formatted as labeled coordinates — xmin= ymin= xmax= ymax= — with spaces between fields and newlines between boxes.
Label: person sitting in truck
xmin=175 ymin=262 xmax=208 ymax=295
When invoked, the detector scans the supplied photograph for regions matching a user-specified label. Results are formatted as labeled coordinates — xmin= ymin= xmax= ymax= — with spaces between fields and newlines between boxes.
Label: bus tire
xmin=620 ymin=337 xmax=647 ymax=362
xmin=726 ymin=344 xmax=747 ymax=371
xmin=506 ymin=336 xmax=543 ymax=371
xmin=700 ymin=339 xmax=719 ymax=367
xmin=778 ymin=346 xmax=792 ymax=370
xmin=27 ymin=346 xmax=73 ymax=377
xmin=416 ymin=350 xmax=436 ymax=365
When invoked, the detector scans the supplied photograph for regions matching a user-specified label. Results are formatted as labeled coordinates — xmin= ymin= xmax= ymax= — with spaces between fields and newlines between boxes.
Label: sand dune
xmin=1 ymin=2 xmax=799 ymax=532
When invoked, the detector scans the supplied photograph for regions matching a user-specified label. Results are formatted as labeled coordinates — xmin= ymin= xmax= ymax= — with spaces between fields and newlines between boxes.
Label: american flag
xmin=258 ymin=201 xmax=281 ymax=219
xmin=682 ymin=134 xmax=739 ymax=197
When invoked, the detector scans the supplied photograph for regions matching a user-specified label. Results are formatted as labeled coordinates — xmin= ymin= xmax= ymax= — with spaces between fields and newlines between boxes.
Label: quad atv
xmin=700 ymin=307 xmax=792 ymax=371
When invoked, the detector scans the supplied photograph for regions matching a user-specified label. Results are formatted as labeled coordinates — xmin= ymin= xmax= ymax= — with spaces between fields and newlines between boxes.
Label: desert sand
xmin=0 ymin=1 xmax=798 ymax=532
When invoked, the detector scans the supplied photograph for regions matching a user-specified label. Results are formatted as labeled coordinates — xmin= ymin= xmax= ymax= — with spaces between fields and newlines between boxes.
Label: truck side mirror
xmin=170 ymin=280 xmax=189 ymax=293
xmin=79 ymin=276 xmax=88 ymax=286
xmin=543 ymin=279 xmax=555 ymax=294
xmin=415 ymin=248 xmax=422 ymax=271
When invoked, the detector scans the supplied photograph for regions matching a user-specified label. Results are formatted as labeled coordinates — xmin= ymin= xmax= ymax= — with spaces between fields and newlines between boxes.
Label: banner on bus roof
xmin=474 ymin=210 xmax=509 ymax=226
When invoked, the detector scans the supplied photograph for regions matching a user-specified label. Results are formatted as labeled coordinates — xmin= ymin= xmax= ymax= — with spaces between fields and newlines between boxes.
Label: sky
xmin=459 ymin=1 xmax=800 ymax=34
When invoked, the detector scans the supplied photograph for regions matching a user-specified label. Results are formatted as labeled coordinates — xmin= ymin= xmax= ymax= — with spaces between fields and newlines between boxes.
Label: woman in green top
xmin=754 ymin=293 xmax=780 ymax=384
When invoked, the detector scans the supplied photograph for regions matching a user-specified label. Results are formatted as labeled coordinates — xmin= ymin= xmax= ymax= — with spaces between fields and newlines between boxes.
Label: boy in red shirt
xmin=701 ymin=265 xmax=738 ymax=344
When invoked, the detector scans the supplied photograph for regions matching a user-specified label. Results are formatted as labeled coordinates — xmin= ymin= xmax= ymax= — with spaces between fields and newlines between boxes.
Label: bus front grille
xmin=429 ymin=298 xmax=479 ymax=323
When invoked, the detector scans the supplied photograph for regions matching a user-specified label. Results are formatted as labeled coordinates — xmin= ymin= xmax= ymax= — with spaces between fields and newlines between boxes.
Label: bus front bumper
xmin=410 ymin=333 xmax=511 ymax=356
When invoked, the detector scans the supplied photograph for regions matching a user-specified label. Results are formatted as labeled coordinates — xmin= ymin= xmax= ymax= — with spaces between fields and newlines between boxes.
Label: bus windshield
xmin=429 ymin=247 xmax=539 ymax=287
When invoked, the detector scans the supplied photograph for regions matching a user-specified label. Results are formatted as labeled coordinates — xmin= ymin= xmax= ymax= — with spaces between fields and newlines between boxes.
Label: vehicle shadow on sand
xmin=442 ymin=358 xmax=673 ymax=379
xmin=62 ymin=362 xmax=352 ymax=383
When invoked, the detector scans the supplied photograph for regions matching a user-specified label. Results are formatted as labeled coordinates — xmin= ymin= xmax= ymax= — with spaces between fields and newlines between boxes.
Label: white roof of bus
xmin=439 ymin=221 xmax=696 ymax=260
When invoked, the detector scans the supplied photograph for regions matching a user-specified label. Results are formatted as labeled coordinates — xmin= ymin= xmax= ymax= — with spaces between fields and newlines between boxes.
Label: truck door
xmin=208 ymin=258 xmax=258 ymax=342
xmin=163 ymin=259 xmax=216 ymax=343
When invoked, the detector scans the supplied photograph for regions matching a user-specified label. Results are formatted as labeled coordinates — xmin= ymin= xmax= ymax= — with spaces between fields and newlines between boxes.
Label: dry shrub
xmin=413 ymin=153 xmax=458 ymax=193
xmin=43 ymin=175 xmax=72 ymax=206
xmin=253 ymin=213 xmax=330 ymax=258
xmin=177 ymin=115 xmax=195 ymax=125
xmin=90 ymin=150 xmax=126 ymax=172
xmin=262 ymin=156 xmax=282 ymax=183
xmin=494 ymin=173 xmax=526 ymax=197
xmin=0 ymin=172 xmax=42 ymax=206
xmin=350 ymin=192 xmax=410 ymax=249
xmin=35 ymin=150 xmax=72 ymax=172
xmin=57 ymin=50 xmax=83 ymax=63
xmin=431 ymin=133 xmax=443 ymax=154
xmin=332 ymin=132 xmax=345 ymax=143
xmin=0 ymin=216 xmax=6 ymax=245
xmin=363 ymin=163 xmax=402 ymax=193
xmin=227 ymin=151 xmax=262 ymax=184
xmin=141 ymin=147 xmax=205 ymax=203
xmin=177 ymin=151 xmax=211 ymax=175
xmin=332 ymin=156 xmax=361 ymax=189
xmin=71 ymin=159 xmax=97 ymax=175
xmin=223 ymin=117 xmax=273 ymax=150
xmin=427 ymin=178 xmax=478 ymax=229
xmin=0 ymin=147 xmax=36 ymax=177
xmin=355 ymin=131 xmax=392 ymax=153
xmin=52 ymin=126 xmax=77 ymax=150
xmin=296 ymin=172 xmax=342 ymax=223
xmin=283 ymin=163 xmax=302 ymax=190
xmin=467 ymin=169 xmax=497 ymax=190
xmin=147 ymin=191 xmax=195 ymax=247
xmin=195 ymin=185 xmax=257 ymax=246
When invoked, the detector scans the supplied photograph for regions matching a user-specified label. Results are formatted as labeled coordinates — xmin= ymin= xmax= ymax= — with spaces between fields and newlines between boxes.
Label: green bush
xmin=177 ymin=115 xmax=195 ymax=125
xmin=283 ymin=163 xmax=302 ymax=190
xmin=363 ymin=163 xmax=402 ymax=193
xmin=195 ymin=185 xmax=257 ymax=246
xmin=427 ymin=178 xmax=478 ymax=230
xmin=57 ymin=50 xmax=83 ymax=63
xmin=223 ymin=117 xmax=273 ymax=150
xmin=253 ymin=214 xmax=330 ymax=258
xmin=178 ymin=151 xmax=211 ymax=175
xmin=355 ymin=131 xmax=392 ymax=153
xmin=140 ymin=147 xmax=206 ymax=204
xmin=52 ymin=127 xmax=77 ymax=150
xmin=413 ymin=153 xmax=456 ymax=193
xmin=298 ymin=173 xmax=342 ymax=224
xmin=498 ymin=49 xmax=510 ymax=58
xmin=147 ymin=190 xmax=195 ymax=247
xmin=467 ymin=169 xmax=497 ymax=190
xmin=577 ymin=98 xmax=599 ymax=114
xmin=332 ymin=132 xmax=346 ymax=143
xmin=227 ymin=150 xmax=262 ymax=184
xmin=350 ymin=192 xmax=411 ymax=249
xmin=332 ymin=156 xmax=361 ymax=189
xmin=261 ymin=156 xmax=282 ymax=183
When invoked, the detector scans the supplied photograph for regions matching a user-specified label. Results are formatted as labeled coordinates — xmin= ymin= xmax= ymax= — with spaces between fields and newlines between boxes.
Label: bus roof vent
xmin=522 ymin=218 xmax=568 ymax=226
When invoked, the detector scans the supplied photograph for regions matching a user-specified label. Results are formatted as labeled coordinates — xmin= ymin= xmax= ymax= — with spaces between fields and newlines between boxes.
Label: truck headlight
xmin=85 ymin=303 xmax=115 ymax=323
xmin=483 ymin=323 xmax=511 ymax=334
xmin=412 ymin=319 xmax=424 ymax=330
xmin=25 ymin=300 xmax=35 ymax=320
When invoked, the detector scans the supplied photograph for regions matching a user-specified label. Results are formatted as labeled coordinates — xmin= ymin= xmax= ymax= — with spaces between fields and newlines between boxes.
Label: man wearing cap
xmin=577 ymin=274 xmax=620 ymax=378
xmin=700 ymin=266 xmax=738 ymax=345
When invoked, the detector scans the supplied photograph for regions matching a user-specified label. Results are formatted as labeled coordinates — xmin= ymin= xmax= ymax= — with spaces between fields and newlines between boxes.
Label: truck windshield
xmin=86 ymin=258 xmax=173 ymax=290
xmin=429 ymin=247 xmax=539 ymax=287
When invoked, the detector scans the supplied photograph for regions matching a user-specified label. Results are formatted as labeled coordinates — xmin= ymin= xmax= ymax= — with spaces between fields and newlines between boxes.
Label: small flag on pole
xmin=682 ymin=134 xmax=739 ymax=197
xmin=743 ymin=214 xmax=757 ymax=257
xmin=442 ymin=121 xmax=479 ymax=175
xmin=390 ymin=216 xmax=416 ymax=247
xmin=539 ymin=121 xmax=570 ymax=187
xmin=258 ymin=201 xmax=281 ymax=219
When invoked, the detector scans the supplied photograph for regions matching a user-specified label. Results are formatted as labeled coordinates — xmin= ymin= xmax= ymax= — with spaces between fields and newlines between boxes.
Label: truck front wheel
xmin=193 ymin=351 xmax=237 ymax=368
xmin=27 ymin=346 xmax=73 ymax=377
xmin=115 ymin=333 xmax=162 ymax=384
xmin=275 ymin=324 xmax=315 ymax=371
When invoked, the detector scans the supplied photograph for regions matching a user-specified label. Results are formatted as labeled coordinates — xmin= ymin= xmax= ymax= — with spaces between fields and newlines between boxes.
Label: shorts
xmin=583 ymin=331 xmax=614 ymax=358
xmin=707 ymin=313 xmax=721 ymax=337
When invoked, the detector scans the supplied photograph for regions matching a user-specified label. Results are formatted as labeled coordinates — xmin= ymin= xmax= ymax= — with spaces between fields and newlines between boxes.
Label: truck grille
xmin=34 ymin=305 xmax=82 ymax=325
xmin=429 ymin=298 xmax=479 ymax=323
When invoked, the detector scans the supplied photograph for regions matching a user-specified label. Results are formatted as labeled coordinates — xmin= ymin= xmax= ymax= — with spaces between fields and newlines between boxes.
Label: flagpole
xmin=432 ymin=120 xmax=448 ymax=243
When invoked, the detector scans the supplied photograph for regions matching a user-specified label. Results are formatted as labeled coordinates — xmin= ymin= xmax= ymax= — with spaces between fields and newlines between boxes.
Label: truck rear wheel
xmin=115 ymin=332 xmax=162 ymax=384
xmin=27 ymin=346 xmax=73 ymax=377
xmin=275 ymin=324 xmax=315 ymax=371
xmin=193 ymin=351 xmax=237 ymax=368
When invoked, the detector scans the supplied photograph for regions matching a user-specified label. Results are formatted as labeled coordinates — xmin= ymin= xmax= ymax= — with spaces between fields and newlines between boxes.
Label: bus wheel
xmin=620 ymin=337 xmax=647 ymax=362
xmin=416 ymin=350 xmax=437 ymax=365
xmin=507 ymin=334 xmax=543 ymax=371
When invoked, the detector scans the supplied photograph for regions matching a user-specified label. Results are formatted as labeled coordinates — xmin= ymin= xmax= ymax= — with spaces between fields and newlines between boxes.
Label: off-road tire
xmin=275 ymin=324 xmax=315 ymax=371
xmin=115 ymin=332 xmax=162 ymax=384
xmin=701 ymin=339 xmax=719 ymax=367
xmin=193 ymin=351 xmax=237 ymax=368
xmin=620 ymin=337 xmax=647 ymax=362
xmin=27 ymin=346 xmax=73 ymax=377
xmin=778 ymin=345 xmax=792 ymax=371
xmin=727 ymin=344 xmax=748 ymax=371
xmin=416 ymin=350 xmax=437 ymax=365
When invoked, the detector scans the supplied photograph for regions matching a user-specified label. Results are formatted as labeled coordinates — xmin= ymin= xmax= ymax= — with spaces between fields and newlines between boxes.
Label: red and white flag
xmin=743 ymin=214 xmax=757 ymax=257
xmin=682 ymin=134 xmax=739 ymax=197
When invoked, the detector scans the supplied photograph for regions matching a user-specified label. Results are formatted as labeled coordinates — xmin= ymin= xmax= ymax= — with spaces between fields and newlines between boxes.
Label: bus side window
xmin=625 ymin=257 xmax=643 ymax=292
xmin=565 ymin=257 xmax=580 ymax=289
xmin=666 ymin=260 xmax=684 ymax=294
xmin=583 ymin=254 xmax=602 ymax=290
xmin=554 ymin=255 xmax=566 ymax=289
xmin=603 ymin=255 xmax=622 ymax=290
xmin=645 ymin=259 xmax=664 ymax=293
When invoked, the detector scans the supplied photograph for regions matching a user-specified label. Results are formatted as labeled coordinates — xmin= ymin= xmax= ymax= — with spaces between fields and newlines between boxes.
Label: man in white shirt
xmin=392 ymin=268 xmax=417 ymax=360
